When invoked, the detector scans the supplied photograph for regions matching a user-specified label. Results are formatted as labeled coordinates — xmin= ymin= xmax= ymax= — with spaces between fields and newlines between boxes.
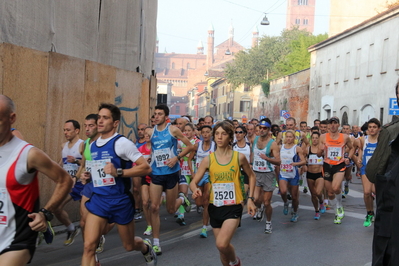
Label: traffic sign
xmin=260 ymin=115 xmax=266 ymax=120
xmin=280 ymin=110 xmax=287 ymax=117
xmin=283 ymin=112 xmax=291 ymax=119
xmin=389 ymin=98 xmax=399 ymax=115
xmin=228 ymin=116 xmax=233 ymax=120
xmin=242 ymin=115 xmax=247 ymax=123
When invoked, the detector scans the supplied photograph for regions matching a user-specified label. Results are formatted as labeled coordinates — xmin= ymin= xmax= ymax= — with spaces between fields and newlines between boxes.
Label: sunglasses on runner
xmin=235 ymin=131 xmax=244 ymax=134
xmin=259 ymin=126 xmax=269 ymax=130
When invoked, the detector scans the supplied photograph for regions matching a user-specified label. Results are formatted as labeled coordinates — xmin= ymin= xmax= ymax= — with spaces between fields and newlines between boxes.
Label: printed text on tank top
xmin=324 ymin=133 xmax=345 ymax=165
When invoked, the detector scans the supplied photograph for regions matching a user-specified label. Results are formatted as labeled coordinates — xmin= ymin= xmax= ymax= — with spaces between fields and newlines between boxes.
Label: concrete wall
xmin=309 ymin=7 xmax=399 ymax=126
xmin=253 ymin=69 xmax=310 ymax=124
xmin=0 ymin=43 xmax=155 ymax=224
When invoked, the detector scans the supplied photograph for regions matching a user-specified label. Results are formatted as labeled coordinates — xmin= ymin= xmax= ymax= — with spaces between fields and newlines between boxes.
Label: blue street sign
xmin=228 ymin=116 xmax=233 ymax=120
xmin=260 ymin=115 xmax=266 ymax=120
xmin=389 ymin=98 xmax=399 ymax=115
xmin=280 ymin=110 xmax=287 ymax=117
xmin=283 ymin=112 xmax=291 ymax=119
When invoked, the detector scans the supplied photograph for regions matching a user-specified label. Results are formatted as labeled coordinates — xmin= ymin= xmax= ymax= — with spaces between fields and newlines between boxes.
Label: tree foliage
xmin=225 ymin=27 xmax=328 ymax=89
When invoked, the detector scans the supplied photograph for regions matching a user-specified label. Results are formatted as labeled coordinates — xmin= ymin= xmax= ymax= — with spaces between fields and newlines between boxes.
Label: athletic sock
xmin=153 ymin=238 xmax=160 ymax=246
xmin=230 ymin=258 xmax=238 ymax=265
xmin=329 ymin=198 xmax=337 ymax=210
xmin=336 ymin=193 xmax=343 ymax=208
xmin=67 ymin=223 xmax=75 ymax=232
xmin=202 ymin=225 xmax=207 ymax=229
xmin=323 ymin=199 xmax=329 ymax=205
xmin=179 ymin=196 xmax=185 ymax=205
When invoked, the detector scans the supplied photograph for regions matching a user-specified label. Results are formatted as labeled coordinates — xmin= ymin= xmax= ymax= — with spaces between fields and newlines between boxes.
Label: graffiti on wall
xmin=115 ymin=86 xmax=139 ymax=142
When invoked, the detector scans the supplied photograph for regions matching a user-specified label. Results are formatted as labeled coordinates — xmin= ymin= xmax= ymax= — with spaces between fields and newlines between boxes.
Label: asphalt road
xmin=31 ymin=174 xmax=373 ymax=266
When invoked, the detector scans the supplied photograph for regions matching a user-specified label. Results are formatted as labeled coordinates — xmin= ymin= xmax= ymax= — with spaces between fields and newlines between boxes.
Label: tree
xmin=225 ymin=27 xmax=328 ymax=89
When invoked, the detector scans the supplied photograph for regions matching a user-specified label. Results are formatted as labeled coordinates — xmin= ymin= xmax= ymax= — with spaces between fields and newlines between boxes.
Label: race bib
xmin=63 ymin=163 xmax=79 ymax=177
xmin=327 ymin=147 xmax=342 ymax=161
xmin=86 ymin=159 xmax=116 ymax=187
xmin=253 ymin=152 xmax=267 ymax=171
xmin=154 ymin=148 xmax=171 ymax=167
xmin=280 ymin=160 xmax=293 ymax=172
xmin=181 ymin=161 xmax=191 ymax=176
xmin=308 ymin=154 xmax=323 ymax=165
xmin=0 ymin=188 xmax=9 ymax=226
xmin=212 ymin=183 xmax=236 ymax=207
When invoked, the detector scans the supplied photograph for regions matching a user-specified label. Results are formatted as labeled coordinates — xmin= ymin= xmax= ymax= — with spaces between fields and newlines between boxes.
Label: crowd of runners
xmin=0 ymin=95 xmax=381 ymax=266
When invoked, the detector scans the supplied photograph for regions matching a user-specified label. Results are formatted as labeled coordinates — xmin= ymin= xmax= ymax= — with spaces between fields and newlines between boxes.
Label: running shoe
xmin=342 ymin=192 xmax=346 ymax=199
xmin=334 ymin=215 xmax=342 ymax=224
xmin=37 ymin=232 xmax=44 ymax=246
xmin=319 ymin=203 xmax=326 ymax=214
xmin=200 ymin=228 xmax=207 ymax=238
xmin=134 ymin=210 xmax=142 ymax=220
xmin=144 ymin=226 xmax=152 ymax=236
xmin=314 ymin=212 xmax=320 ymax=220
xmin=256 ymin=205 xmax=264 ymax=221
xmin=230 ymin=257 xmax=241 ymax=266
xmin=283 ymin=202 xmax=289 ymax=215
xmin=179 ymin=192 xmax=191 ymax=213
xmin=363 ymin=214 xmax=374 ymax=227
xmin=303 ymin=187 xmax=308 ymax=194
xmin=64 ymin=227 xmax=80 ymax=246
xmin=96 ymin=235 xmax=105 ymax=254
xmin=176 ymin=214 xmax=186 ymax=226
xmin=290 ymin=212 xmax=299 ymax=222
xmin=153 ymin=245 xmax=162 ymax=255
xmin=324 ymin=203 xmax=331 ymax=210
xmin=264 ymin=221 xmax=272 ymax=234
xmin=143 ymin=238 xmax=157 ymax=265
xmin=336 ymin=207 xmax=345 ymax=219
xmin=43 ymin=221 xmax=55 ymax=244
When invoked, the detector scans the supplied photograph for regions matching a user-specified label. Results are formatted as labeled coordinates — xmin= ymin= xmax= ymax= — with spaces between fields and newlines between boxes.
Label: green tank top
xmin=84 ymin=138 xmax=92 ymax=160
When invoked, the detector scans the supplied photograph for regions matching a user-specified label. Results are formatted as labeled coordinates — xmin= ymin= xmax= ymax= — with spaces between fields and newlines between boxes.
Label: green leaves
xmin=225 ymin=27 xmax=328 ymax=89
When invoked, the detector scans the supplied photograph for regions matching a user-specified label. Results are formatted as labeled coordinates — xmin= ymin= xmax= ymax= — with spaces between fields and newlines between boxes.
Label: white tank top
xmin=195 ymin=140 xmax=216 ymax=171
xmin=232 ymin=141 xmax=251 ymax=163
xmin=61 ymin=139 xmax=83 ymax=176
xmin=280 ymin=144 xmax=298 ymax=179
xmin=0 ymin=137 xmax=37 ymax=253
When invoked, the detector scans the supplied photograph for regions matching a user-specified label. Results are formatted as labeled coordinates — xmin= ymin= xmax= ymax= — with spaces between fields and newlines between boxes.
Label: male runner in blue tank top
xmin=148 ymin=104 xmax=194 ymax=255
xmin=81 ymin=103 xmax=156 ymax=266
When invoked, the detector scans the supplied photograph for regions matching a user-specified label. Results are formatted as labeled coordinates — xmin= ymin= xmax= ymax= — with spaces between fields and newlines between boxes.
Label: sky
xmin=156 ymin=0 xmax=331 ymax=54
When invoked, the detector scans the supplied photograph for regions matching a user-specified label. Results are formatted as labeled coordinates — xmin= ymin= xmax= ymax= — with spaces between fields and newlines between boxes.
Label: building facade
xmin=308 ymin=6 xmax=399 ymax=126
xmin=286 ymin=0 xmax=316 ymax=33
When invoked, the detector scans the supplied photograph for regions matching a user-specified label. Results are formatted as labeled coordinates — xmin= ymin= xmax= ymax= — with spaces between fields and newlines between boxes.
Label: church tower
xmin=197 ymin=40 xmax=204 ymax=55
xmin=286 ymin=0 xmax=315 ymax=33
xmin=207 ymin=24 xmax=214 ymax=68
xmin=228 ymin=23 xmax=234 ymax=47
xmin=251 ymin=26 xmax=259 ymax=48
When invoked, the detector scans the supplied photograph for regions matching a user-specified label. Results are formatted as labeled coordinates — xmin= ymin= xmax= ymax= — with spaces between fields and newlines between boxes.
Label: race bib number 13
xmin=0 ymin=188 xmax=9 ymax=226
xmin=86 ymin=159 xmax=116 ymax=187
xmin=212 ymin=183 xmax=236 ymax=207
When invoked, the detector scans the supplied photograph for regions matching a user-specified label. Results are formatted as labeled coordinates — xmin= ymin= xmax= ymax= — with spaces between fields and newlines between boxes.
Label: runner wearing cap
xmin=251 ymin=119 xmax=281 ymax=233
xmin=318 ymin=116 xmax=354 ymax=224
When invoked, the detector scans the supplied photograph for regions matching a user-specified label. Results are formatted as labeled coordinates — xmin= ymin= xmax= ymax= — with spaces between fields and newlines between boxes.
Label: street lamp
xmin=261 ymin=14 xmax=270 ymax=26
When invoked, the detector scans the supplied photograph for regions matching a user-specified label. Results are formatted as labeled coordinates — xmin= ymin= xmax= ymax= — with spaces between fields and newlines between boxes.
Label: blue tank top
xmin=150 ymin=123 xmax=179 ymax=175
xmin=90 ymin=134 xmax=132 ymax=196
xmin=135 ymin=140 xmax=146 ymax=149
xmin=362 ymin=136 xmax=377 ymax=167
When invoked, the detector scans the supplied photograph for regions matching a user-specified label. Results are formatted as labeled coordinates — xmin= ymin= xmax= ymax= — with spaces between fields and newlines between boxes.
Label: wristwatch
xmin=177 ymin=155 xmax=181 ymax=160
xmin=40 ymin=208 xmax=54 ymax=221
xmin=117 ymin=168 xmax=123 ymax=177
xmin=247 ymin=197 xmax=255 ymax=201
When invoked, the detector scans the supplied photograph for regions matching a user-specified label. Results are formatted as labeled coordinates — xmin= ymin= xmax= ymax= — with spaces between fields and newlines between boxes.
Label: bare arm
xmin=293 ymin=146 xmax=306 ymax=167
xmin=187 ymin=142 xmax=198 ymax=176
xmin=260 ymin=142 xmax=281 ymax=166
xmin=239 ymin=153 xmax=256 ymax=216
xmin=190 ymin=155 xmax=210 ymax=199
xmin=317 ymin=135 xmax=325 ymax=157
xmin=105 ymin=156 xmax=151 ymax=178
